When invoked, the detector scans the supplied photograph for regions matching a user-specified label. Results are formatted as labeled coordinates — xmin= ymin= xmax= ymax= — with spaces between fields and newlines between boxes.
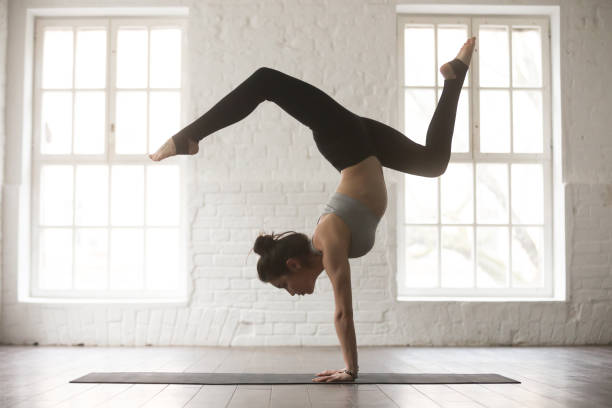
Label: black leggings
xmin=172 ymin=61 xmax=469 ymax=177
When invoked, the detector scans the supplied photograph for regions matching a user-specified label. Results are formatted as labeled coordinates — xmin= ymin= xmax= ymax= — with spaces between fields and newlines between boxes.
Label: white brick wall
xmin=0 ymin=0 xmax=7 ymax=330
xmin=1 ymin=0 xmax=612 ymax=346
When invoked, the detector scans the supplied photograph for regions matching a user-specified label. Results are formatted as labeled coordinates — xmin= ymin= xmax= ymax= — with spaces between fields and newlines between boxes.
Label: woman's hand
xmin=312 ymin=368 xmax=355 ymax=382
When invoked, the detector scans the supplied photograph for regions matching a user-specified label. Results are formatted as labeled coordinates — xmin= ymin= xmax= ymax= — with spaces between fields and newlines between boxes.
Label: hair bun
xmin=254 ymin=234 xmax=275 ymax=256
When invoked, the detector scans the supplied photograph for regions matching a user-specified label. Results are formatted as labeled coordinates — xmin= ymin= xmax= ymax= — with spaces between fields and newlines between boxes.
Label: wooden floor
xmin=1 ymin=345 xmax=611 ymax=407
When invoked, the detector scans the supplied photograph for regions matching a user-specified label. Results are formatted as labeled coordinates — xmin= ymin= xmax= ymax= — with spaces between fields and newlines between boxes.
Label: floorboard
xmin=0 ymin=346 xmax=610 ymax=408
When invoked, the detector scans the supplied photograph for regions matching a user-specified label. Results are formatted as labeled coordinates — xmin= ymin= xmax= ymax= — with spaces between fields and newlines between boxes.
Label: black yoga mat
xmin=71 ymin=372 xmax=520 ymax=385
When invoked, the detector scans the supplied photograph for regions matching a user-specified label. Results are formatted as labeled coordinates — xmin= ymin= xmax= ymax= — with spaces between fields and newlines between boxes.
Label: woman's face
xmin=270 ymin=255 xmax=323 ymax=296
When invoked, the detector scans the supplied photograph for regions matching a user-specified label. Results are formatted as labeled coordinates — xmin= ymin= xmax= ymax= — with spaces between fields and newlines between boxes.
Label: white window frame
xmin=396 ymin=12 xmax=565 ymax=301
xmin=30 ymin=16 xmax=189 ymax=300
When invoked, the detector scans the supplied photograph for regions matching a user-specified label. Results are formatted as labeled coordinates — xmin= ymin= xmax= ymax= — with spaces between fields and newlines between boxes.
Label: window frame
xmin=30 ymin=16 xmax=189 ymax=300
xmin=396 ymin=14 xmax=556 ymax=300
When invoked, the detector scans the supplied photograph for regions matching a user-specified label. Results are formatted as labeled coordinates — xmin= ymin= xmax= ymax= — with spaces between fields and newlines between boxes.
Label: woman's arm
xmin=323 ymin=245 xmax=359 ymax=376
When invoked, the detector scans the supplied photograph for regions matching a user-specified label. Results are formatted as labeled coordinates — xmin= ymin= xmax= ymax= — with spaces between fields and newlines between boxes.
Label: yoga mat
xmin=71 ymin=372 xmax=520 ymax=385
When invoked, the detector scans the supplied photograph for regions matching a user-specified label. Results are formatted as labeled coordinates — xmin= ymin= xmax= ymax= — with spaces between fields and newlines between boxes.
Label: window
xmin=397 ymin=15 xmax=554 ymax=299
xmin=32 ymin=17 xmax=187 ymax=299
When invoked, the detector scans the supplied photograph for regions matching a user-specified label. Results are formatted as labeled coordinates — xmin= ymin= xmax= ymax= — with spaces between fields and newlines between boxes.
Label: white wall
xmin=0 ymin=0 xmax=6 ymax=329
xmin=1 ymin=0 xmax=611 ymax=346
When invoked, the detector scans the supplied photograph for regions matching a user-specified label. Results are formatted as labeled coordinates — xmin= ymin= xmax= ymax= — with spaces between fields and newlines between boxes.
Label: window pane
xmin=75 ymin=28 xmax=106 ymax=89
xmin=441 ymin=163 xmax=473 ymax=224
xmin=404 ymin=174 xmax=437 ymax=224
xmin=476 ymin=163 xmax=508 ymax=224
xmin=149 ymin=91 xmax=180 ymax=155
xmin=74 ymin=91 xmax=105 ymax=154
xmin=512 ymin=90 xmax=543 ymax=153
xmin=480 ymin=90 xmax=510 ymax=153
xmin=404 ymin=226 xmax=438 ymax=288
xmin=512 ymin=226 xmax=543 ymax=287
xmin=439 ymin=88 xmax=469 ymax=152
xmin=75 ymin=165 xmax=108 ymax=226
xmin=40 ymin=165 xmax=73 ymax=226
xmin=511 ymin=164 xmax=543 ymax=224
xmin=476 ymin=226 xmax=509 ymax=288
xmin=150 ymin=28 xmax=181 ymax=88
xmin=146 ymin=228 xmax=179 ymax=290
xmin=42 ymin=29 xmax=73 ymax=89
xmin=41 ymin=91 xmax=72 ymax=155
xmin=404 ymin=26 xmax=435 ymax=87
xmin=39 ymin=228 xmax=72 ymax=290
xmin=116 ymin=28 xmax=148 ymax=88
xmin=479 ymin=25 xmax=509 ymax=88
xmin=437 ymin=25 xmax=469 ymax=87
xmin=147 ymin=165 xmax=180 ymax=225
xmin=512 ymin=27 xmax=542 ymax=88
xmin=110 ymin=228 xmax=144 ymax=289
xmin=404 ymin=89 xmax=435 ymax=146
xmin=111 ymin=165 xmax=144 ymax=226
xmin=74 ymin=228 xmax=108 ymax=290
xmin=441 ymin=226 xmax=473 ymax=287
xmin=115 ymin=91 xmax=147 ymax=154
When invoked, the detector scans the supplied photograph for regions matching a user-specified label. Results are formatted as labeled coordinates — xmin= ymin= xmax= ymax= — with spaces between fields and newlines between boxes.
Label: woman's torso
xmin=312 ymin=155 xmax=388 ymax=254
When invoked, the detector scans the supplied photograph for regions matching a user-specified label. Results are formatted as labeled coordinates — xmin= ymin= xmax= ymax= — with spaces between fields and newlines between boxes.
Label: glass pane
xmin=149 ymin=91 xmax=180 ymax=154
xmin=40 ymin=165 xmax=73 ymax=226
xmin=404 ymin=226 xmax=438 ymax=288
xmin=441 ymin=226 xmax=473 ymax=288
xmin=74 ymin=91 xmax=105 ymax=154
xmin=476 ymin=163 xmax=508 ymax=224
xmin=404 ymin=89 xmax=436 ymax=146
xmin=147 ymin=165 xmax=180 ymax=225
xmin=404 ymin=174 xmax=437 ymax=224
xmin=75 ymin=28 xmax=106 ymax=89
xmin=111 ymin=165 xmax=144 ymax=226
xmin=441 ymin=163 xmax=473 ymax=224
xmin=75 ymin=165 xmax=108 ymax=226
xmin=41 ymin=91 xmax=72 ymax=154
xmin=42 ymin=29 xmax=73 ymax=89
xmin=74 ymin=228 xmax=108 ymax=290
xmin=110 ymin=228 xmax=144 ymax=289
xmin=479 ymin=25 xmax=509 ymax=88
xmin=480 ymin=90 xmax=510 ymax=153
xmin=116 ymin=28 xmax=148 ymax=88
xmin=512 ymin=27 xmax=542 ymax=88
xmin=404 ymin=26 xmax=435 ymax=87
xmin=146 ymin=228 xmax=179 ymax=290
xmin=439 ymin=88 xmax=469 ymax=152
xmin=511 ymin=164 xmax=543 ymax=224
xmin=150 ymin=28 xmax=181 ymax=88
xmin=116 ymin=91 xmax=147 ymax=154
xmin=513 ymin=90 xmax=543 ymax=153
xmin=437 ymin=25 xmax=469 ymax=87
xmin=476 ymin=226 xmax=508 ymax=288
xmin=39 ymin=228 xmax=72 ymax=290
xmin=512 ymin=226 xmax=543 ymax=287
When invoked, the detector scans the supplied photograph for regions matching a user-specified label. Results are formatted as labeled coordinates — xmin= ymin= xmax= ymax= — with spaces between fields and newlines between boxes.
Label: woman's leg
xmin=171 ymin=67 xmax=363 ymax=154
xmin=365 ymin=58 xmax=469 ymax=177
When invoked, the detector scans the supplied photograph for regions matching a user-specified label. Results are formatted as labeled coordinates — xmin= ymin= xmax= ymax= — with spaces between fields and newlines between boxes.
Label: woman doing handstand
xmin=150 ymin=37 xmax=476 ymax=383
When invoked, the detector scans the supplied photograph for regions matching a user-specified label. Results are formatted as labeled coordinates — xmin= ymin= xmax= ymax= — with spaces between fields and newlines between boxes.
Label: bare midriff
xmin=312 ymin=155 xmax=388 ymax=253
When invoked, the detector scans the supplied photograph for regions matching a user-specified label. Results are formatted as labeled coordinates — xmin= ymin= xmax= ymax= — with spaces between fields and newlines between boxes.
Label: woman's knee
xmin=253 ymin=66 xmax=278 ymax=81
xmin=424 ymin=151 xmax=450 ymax=177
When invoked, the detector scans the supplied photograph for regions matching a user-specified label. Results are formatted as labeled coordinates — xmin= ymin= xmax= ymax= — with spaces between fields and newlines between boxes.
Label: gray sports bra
xmin=315 ymin=192 xmax=381 ymax=258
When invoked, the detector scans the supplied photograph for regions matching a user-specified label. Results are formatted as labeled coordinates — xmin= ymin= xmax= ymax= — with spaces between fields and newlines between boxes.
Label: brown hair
xmin=253 ymin=231 xmax=314 ymax=282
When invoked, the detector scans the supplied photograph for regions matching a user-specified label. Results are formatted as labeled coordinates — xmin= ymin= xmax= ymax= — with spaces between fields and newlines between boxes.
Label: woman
xmin=150 ymin=37 xmax=476 ymax=382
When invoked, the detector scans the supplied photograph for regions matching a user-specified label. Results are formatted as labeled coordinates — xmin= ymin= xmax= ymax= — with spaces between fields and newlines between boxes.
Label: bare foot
xmin=148 ymin=136 xmax=199 ymax=161
xmin=440 ymin=36 xmax=476 ymax=80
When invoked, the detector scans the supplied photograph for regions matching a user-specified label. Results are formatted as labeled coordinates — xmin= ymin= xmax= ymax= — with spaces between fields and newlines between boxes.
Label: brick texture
xmin=1 ymin=0 xmax=611 ymax=346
